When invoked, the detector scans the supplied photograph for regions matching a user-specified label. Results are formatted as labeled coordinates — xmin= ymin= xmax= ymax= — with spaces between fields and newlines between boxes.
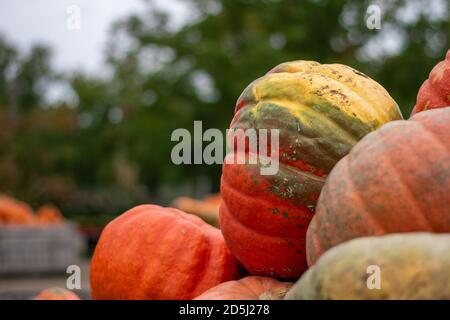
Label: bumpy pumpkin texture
xmin=411 ymin=49 xmax=450 ymax=116
xmin=286 ymin=233 xmax=450 ymax=300
xmin=34 ymin=287 xmax=80 ymax=300
xmin=90 ymin=205 xmax=242 ymax=300
xmin=307 ymin=107 xmax=450 ymax=265
xmin=220 ymin=60 xmax=402 ymax=279
xmin=194 ymin=276 xmax=293 ymax=300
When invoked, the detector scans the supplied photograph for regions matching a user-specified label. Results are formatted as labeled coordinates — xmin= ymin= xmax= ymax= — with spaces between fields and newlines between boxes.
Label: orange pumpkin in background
xmin=411 ymin=49 xmax=450 ymax=116
xmin=36 ymin=204 xmax=64 ymax=224
xmin=90 ymin=204 xmax=243 ymax=300
xmin=194 ymin=276 xmax=293 ymax=300
xmin=172 ymin=193 xmax=221 ymax=227
xmin=34 ymin=287 xmax=80 ymax=300
xmin=0 ymin=195 xmax=36 ymax=225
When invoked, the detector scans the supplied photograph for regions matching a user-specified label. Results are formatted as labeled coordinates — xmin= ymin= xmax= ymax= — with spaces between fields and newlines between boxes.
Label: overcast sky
xmin=0 ymin=0 xmax=190 ymax=74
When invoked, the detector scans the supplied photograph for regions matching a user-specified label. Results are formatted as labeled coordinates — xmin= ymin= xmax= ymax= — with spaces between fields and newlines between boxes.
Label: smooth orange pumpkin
xmin=307 ymin=107 xmax=450 ymax=265
xmin=194 ymin=276 xmax=293 ymax=300
xmin=411 ymin=49 xmax=450 ymax=116
xmin=37 ymin=204 xmax=64 ymax=224
xmin=34 ymin=287 xmax=80 ymax=300
xmin=90 ymin=204 xmax=243 ymax=300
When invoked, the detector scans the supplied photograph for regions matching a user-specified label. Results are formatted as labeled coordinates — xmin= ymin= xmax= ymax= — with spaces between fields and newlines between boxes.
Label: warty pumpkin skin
xmin=220 ymin=60 xmax=402 ymax=279
xmin=286 ymin=233 xmax=450 ymax=300
xmin=411 ymin=49 xmax=450 ymax=116
xmin=34 ymin=287 xmax=80 ymax=300
xmin=90 ymin=205 xmax=242 ymax=300
xmin=307 ymin=107 xmax=450 ymax=266
xmin=194 ymin=276 xmax=293 ymax=300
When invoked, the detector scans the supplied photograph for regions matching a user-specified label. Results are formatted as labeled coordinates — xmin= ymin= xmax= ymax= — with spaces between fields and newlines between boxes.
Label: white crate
xmin=0 ymin=223 xmax=84 ymax=275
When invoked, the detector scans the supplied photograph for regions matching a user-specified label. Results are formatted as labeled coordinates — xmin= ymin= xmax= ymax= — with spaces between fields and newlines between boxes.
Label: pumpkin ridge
xmin=240 ymin=277 xmax=265 ymax=297
xmin=251 ymin=70 xmax=382 ymax=126
xmin=374 ymin=130 xmax=435 ymax=231
xmin=136 ymin=213 xmax=187 ymax=298
xmin=345 ymin=153 xmax=385 ymax=232
xmin=314 ymin=64 xmax=398 ymax=123
xmin=220 ymin=198 xmax=300 ymax=239
xmin=429 ymin=73 xmax=445 ymax=98
xmin=182 ymin=225 xmax=218 ymax=300
xmin=189 ymin=232 xmax=213 ymax=298
xmin=307 ymin=70 xmax=384 ymax=122
xmin=305 ymin=217 xmax=322 ymax=266
xmin=269 ymin=64 xmax=394 ymax=125
xmin=225 ymin=154 xmax=327 ymax=189
xmin=410 ymin=117 xmax=450 ymax=154
xmin=221 ymin=178 xmax=312 ymax=238
xmin=262 ymin=98 xmax=360 ymax=145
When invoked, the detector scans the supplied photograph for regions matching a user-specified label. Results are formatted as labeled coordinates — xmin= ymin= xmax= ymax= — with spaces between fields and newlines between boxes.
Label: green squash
xmin=286 ymin=233 xmax=450 ymax=299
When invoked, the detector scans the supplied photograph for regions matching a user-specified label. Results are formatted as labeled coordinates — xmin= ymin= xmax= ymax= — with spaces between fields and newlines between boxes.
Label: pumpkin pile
xmin=90 ymin=51 xmax=450 ymax=300
xmin=0 ymin=194 xmax=65 ymax=225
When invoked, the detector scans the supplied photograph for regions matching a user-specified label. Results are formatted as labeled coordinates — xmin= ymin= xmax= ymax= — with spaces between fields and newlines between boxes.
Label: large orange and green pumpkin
xmin=287 ymin=233 xmax=450 ymax=300
xmin=195 ymin=276 xmax=293 ymax=300
xmin=307 ymin=108 xmax=450 ymax=266
xmin=90 ymin=205 xmax=242 ymax=300
xmin=220 ymin=60 xmax=402 ymax=279
xmin=411 ymin=49 xmax=450 ymax=116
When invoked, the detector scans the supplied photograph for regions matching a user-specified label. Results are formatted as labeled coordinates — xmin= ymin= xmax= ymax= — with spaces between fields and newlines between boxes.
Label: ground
xmin=0 ymin=259 xmax=91 ymax=300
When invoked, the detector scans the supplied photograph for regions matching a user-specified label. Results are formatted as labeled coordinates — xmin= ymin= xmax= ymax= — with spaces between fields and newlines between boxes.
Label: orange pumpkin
xmin=172 ymin=194 xmax=220 ymax=227
xmin=307 ymin=107 xmax=450 ymax=265
xmin=194 ymin=276 xmax=293 ymax=300
xmin=412 ymin=49 xmax=450 ymax=116
xmin=0 ymin=195 xmax=36 ymax=225
xmin=34 ymin=287 xmax=80 ymax=300
xmin=37 ymin=204 xmax=64 ymax=224
xmin=90 ymin=204 xmax=243 ymax=300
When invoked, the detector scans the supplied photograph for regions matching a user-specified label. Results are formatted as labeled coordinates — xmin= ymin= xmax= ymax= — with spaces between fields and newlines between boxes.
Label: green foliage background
xmin=0 ymin=0 xmax=448 ymax=223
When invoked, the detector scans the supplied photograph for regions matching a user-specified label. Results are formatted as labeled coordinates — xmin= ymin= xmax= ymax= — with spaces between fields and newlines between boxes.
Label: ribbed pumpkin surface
xmin=307 ymin=107 xmax=450 ymax=265
xmin=220 ymin=60 xmax=402 ymax=279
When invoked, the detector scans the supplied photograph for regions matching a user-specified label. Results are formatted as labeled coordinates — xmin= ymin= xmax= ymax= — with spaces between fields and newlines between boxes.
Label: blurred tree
xmin=0 ymin=0 xmax=449 ymax=221
xmin=14 ymin=45 xmax=53 ymax=112
xmin=0 ymin=36 xmax=17 ymax=108
xmin=103 ymin=0 xmax=449 ymax=197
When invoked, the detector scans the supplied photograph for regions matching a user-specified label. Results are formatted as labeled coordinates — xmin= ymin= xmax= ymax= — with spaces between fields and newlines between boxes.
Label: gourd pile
xmin=0 ymin=194 xmax=65 ymax=225
xmin=90 ymin=50 xmax=450 ymax=300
